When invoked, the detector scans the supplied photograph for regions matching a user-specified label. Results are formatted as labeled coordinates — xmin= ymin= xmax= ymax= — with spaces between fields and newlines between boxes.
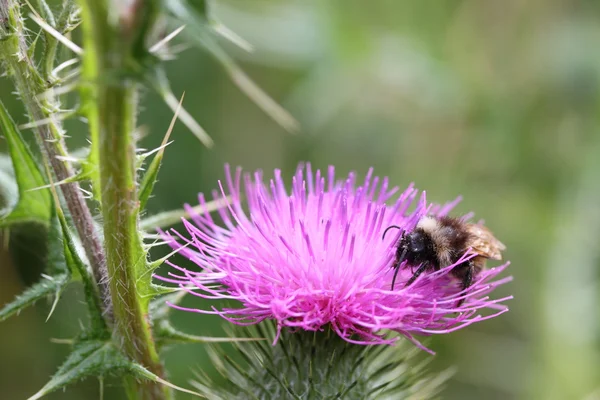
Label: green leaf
xmin=27 ymin=28 xmax=43 ymax=61
xmin=27 ymin=340 xmax=131 ymax=400
xmin=28 ymin=339 xmax=204 ymax=399
xmin=0 ymin=99 xmax=51 ymax=227
xmin=0 ymin=211 xmax=71 ymax=322
xmin=138 ymin=93 xmax=182 ymax=210
xmin=0 ymin=202 xmax=106 ymax=332
xmin=0 ymin=272 xmax=69 ymax=322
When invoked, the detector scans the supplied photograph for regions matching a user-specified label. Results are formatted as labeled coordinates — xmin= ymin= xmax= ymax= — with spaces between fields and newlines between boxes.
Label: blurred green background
xmin=2 ymin=0 xmax=600 ymax=399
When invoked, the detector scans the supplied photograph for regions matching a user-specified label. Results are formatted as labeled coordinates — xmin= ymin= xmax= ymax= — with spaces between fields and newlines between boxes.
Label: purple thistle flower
xmin=157 ymin=164 xmax=512 ymax=353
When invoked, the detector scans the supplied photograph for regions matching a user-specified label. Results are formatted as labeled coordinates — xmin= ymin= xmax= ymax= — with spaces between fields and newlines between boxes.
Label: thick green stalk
xmin=76 ymin=0 xmax=168 ymax=398
xmin=0 ymin=0 xmax=109 ymax=314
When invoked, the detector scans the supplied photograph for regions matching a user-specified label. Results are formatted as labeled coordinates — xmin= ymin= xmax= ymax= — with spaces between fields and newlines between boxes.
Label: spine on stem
xmin=0 ymin=0 xmax=109 ymax=317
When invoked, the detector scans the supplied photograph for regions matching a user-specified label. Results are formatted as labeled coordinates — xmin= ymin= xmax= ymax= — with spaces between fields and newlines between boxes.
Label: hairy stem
xmin=0 ymin=0 xmax=109 ymax=316
xmin=76 ymin=0 xmax=168 ymax=398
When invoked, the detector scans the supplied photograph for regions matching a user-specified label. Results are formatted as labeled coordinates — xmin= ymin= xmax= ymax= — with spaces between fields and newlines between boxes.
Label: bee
xmin=383 ymin=215 xmax=505 ymax=303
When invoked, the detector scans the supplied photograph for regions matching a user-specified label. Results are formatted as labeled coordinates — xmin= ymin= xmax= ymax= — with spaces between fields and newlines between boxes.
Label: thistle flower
xmin=158 ymin=164 xmax=511 ymax=353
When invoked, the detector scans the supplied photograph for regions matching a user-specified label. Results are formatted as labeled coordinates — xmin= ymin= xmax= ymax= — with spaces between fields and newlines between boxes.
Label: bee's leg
xmin=455 ymin=261 xmax=474 ymax=307
xmin=404 ymin=262 xmax=429 ymax=288
xmin=391 ymin=265 xmax=401 ymax=291
xmin=390 ymin=248 xmax=406 ymax=290
xmin=390 ymin=234 xmax=408 ymax=290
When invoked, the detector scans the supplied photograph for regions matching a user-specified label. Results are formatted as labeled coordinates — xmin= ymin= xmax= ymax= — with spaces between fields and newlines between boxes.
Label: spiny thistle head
xmin=192 ymin=323 xmax=452 ymax=400
xmin=158 ymin=164 xmax=511 ymax=353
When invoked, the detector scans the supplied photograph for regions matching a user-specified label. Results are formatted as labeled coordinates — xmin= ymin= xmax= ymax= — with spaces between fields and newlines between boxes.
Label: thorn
xmin=218 ymin=52 xmax=299 ymax=133
xmin=55 ymin=67 xmax=81 ymax=84
xmin=79 ymin=187 xmax=92 ymax=198
xmin=140 ymin=241 xmax=192 ymax=283
xmin=168 ymin=43 xmax=191 ymax=56
xmin=45 ymin=287 xmax=62 ymax=322
xmin=55 ymin=155 xmax=82 ymax=163
xmin=212 ymin=22 xmax=253 ymax=52
xmin=18 ymin=112 xmax=74 ymax=130
xmin=26 ymin=174 xmax=80 ymax=192
xmin=140 ymin=140 xmax=173 ymax=159
xmin=49 ymin=338 xmax=75 ymax=345
xmin=51 ymin=58 xmax=79 ymax=76
xmin=36 ymin=82 xmax=78 ymax=100
xmin=144 ymin=239 xmax=171 ymax=247
xmin=160 ymin=92 xmax=184 ymax=150
xmin=29 ymin=13 xmax=83 ymax=55
xmin=162 ymin=89 xmax=214 ymax=147
xmin=150 ymin=375 xmax=205 ymax=398
xmin=150 ymin=25 xmax=186 ymax=54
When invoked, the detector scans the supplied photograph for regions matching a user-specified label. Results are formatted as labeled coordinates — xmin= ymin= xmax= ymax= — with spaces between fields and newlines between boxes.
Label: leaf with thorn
xmin=139 ymin=93 xmax=183 ymax=210
xmin=0 ymin=99 xmax=51 ymax=227
xmin=0 ymin=211 xmax=70 ymax=322
xmin=27 ymin=339 xmax=204 ymax=400
xmin=0 ymin=272 xmax=69 ymax=322
xmin=26 ymin=27 xmax=43 ymax=62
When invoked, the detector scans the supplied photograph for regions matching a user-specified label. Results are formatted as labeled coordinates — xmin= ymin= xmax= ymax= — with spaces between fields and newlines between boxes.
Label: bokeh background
xmin=2 ymin=1 xmax=600 ymax=399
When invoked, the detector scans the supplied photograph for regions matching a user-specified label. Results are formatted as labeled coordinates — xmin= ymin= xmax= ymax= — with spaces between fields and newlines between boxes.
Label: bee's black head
xmin=398 ymin=229 xmax=436 ymax=266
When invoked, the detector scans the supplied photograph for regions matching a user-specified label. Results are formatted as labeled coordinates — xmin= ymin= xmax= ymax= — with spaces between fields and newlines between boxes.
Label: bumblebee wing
xmin=465 ymin=223 xmax=506 ymax=260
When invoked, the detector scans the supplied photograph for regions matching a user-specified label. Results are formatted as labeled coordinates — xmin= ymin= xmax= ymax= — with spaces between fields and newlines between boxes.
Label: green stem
xmin=76 ymin=0 xmax=168 ymax=398
xmin=0 ymin=0 xmax=109 ymax=315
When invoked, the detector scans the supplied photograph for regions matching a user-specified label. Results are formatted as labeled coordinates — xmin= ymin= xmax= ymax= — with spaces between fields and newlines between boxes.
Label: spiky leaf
xmin=138 ymin=93 xmax=182 ymax=210
xmin=27 ymin=340 xmax=141 ymax=400
xmin=0 ymin=207 xmax=72 ymax=321
xmin=28 ymin=338 xmax=203 ymax=399
xmin=0 ymin=272 xmax=69 ymax=322
xmin=0 ymin=99 xmax=51 ymax=226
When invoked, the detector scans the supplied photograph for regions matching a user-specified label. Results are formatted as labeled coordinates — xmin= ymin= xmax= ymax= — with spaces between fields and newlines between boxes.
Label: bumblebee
xmin=384 ymin=215 xmax=505 ymax=303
